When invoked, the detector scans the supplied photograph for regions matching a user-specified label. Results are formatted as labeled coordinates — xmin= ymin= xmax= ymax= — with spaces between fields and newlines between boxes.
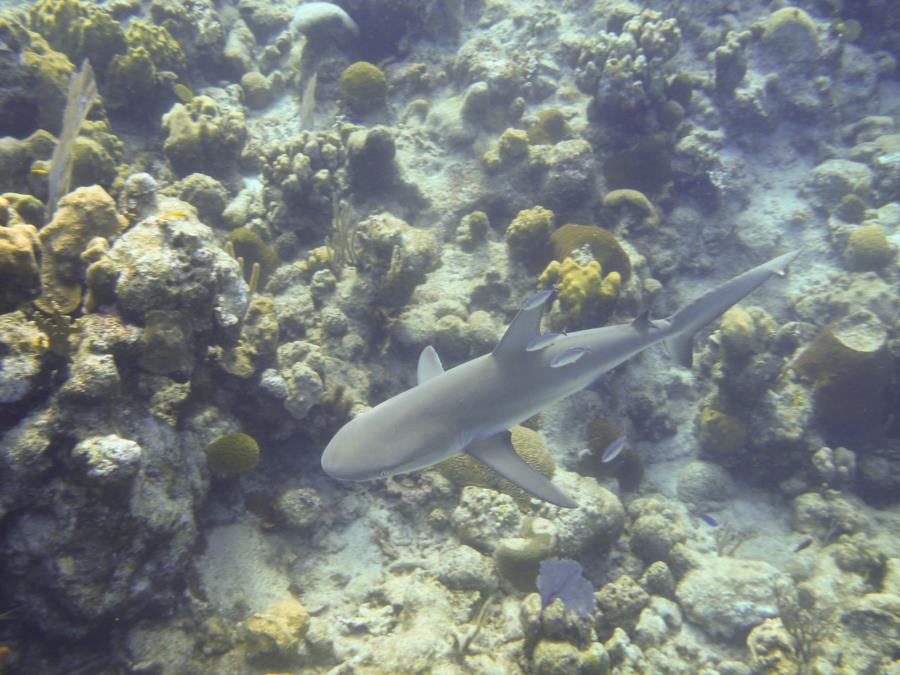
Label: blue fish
xmin=601 ymin=435 xmax=627 ymax=463
xmin=700 ymin=514 xmax=718 ymax=526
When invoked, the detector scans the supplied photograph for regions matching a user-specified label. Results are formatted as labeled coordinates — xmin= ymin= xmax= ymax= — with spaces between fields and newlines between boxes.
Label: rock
xmin=676 ymin=556 xmax=791 ymax=641
xmin=72 ymin=434 xmax=142 ymax=485
xmin=242 ymin=597 xmax=310 ymax=661
xmin=676 ymin=460 xmax=735 ymax=509
xmin=435 ymin=544 xmax=499 ymax=593
xmin=275 ymin=487 xmax=322 ymax=530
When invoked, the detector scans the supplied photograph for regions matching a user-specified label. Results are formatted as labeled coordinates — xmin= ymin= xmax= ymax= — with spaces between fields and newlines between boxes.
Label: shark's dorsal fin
xmin=465 ymin=431 xmax=577 ymax=508
xmin=632 ymin=310 xmax=652 ymax=333
xmin=493 ymin=290 xmax=554 ymax=360
xmin=417 ymin=345 xmax=444 ymax=384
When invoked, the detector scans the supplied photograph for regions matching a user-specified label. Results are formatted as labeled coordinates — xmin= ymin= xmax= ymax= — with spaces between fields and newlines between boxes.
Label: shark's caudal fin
xmin=663 ymin=250 xmax=799 ymax=367
xmin=466 ymin=431 xmax=578 ymax=508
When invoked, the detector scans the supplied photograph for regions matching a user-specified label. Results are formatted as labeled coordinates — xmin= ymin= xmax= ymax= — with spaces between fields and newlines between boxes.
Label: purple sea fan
xmin=536 ymin=558 xmax=596 ymax=618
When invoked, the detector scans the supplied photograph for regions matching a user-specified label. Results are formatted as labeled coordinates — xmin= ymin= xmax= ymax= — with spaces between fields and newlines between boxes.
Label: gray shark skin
xmin=322 ymin=250 xmax=799 ymax=508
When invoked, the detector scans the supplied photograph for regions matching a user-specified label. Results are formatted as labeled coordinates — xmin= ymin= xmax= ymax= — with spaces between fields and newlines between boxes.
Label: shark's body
xmin=322 ymin=251 xmax=799 ymax=507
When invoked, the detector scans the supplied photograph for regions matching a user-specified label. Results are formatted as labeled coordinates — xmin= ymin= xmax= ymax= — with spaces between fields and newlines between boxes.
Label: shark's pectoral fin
xmin=417 ymin=345 xmax=444 ymax=384
xmin=466 ymin=431 xmax=578 ymax=508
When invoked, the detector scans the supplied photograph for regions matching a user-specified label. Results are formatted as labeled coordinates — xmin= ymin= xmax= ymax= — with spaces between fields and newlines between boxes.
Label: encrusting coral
xmin=35 ymin=185 xmax=126 ymax=314
xmin=0 ymin=220 xmax=42 ymax=313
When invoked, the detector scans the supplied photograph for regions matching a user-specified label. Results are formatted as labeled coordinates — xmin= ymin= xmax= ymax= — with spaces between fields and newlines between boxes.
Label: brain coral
xmin=339 ymin=61 xmax=387 ymax=115
xmin=436 ymin=426 xmax=556 ymax=509
xmin=549 ymin=224 xmax=631 ymax=282
xmin=205 ymin=432 xmax=260 ymax=474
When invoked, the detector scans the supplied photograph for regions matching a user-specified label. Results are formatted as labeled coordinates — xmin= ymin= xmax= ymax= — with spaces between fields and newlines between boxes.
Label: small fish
xmin=31 ymin=167 xmax=48 ymax=174
xmin=550 ymin=347 xmax=589 ymax=368
xmin=600 ymin=435 xmax=627 ymax=463
xmin=526 ymin=332 xmax=561 ymax=352
xmin=172 ymin=82 xmax=193 ymax=103
xmin=700 ymin=514 xmax=718 ymax=526
xmin=157 ymin=210 xmax=189 ymax=219
xmin=793 ymin=537 xmax=813 ymax=553
xmin=299 ymin=71 xmax=318 ymax=130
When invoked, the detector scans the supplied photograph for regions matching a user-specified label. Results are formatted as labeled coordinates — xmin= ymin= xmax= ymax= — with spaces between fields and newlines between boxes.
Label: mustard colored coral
xmin=538 ymin=257 xmax=621 ymax=320
xmin=339 ymin=61 xmax=387 ymax=114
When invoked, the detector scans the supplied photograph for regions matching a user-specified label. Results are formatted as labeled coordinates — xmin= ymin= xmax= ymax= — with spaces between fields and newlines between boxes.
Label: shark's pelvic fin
xmin=493 ymin=290 xmax=554 ymax=359
xmin=663 ymin=250 xmax=800 ymax=368
xmin=417 ymin=345 xmax=444 ymax=384
xmin=632 ymin=310 xmax=652 ymax=333
xmin=465 ymin=431 xmax=578 ymax=508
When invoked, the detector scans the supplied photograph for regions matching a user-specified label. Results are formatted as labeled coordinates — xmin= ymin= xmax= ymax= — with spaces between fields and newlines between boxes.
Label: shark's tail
xmin=663 ymin=250 xmax=800 ymax=367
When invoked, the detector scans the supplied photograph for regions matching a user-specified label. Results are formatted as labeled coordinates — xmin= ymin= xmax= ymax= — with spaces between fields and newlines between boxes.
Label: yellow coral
xmin=538 ymin=257 xmax=621 ymax=320
xmin=295 ymin=245 xmax=334 ymax=277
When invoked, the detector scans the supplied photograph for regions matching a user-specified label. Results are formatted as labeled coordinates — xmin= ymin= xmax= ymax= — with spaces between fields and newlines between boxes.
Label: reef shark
xmin=322 ymin=251 xmax=799 ymax=507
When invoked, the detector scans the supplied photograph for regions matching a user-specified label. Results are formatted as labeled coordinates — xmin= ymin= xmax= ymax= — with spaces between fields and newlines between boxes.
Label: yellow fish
xmin=158 ymin=210 xmax=189 ymax=219
xmin=31 ymin=167 xmax=48 ymax=174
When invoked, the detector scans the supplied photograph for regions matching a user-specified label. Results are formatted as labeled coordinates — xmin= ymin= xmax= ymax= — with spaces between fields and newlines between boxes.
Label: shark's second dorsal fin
xmin=417 ymin=345 xmax=444 ymax=384
xmin=632 ymin=310 xmax=652 ymax=333
xmin=493 ymin=290 xmax=554 ymax=360
xmin=466 ymin=431 xmax=577 ymax=508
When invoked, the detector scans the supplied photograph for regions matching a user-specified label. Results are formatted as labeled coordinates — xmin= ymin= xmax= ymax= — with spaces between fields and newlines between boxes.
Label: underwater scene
xmin=0 ymin=0 xmax=899 ymax=672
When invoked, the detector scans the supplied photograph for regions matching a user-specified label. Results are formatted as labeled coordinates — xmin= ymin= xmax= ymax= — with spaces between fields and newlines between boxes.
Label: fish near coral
xmin=322 ymin=252 xmax=800 ymax=507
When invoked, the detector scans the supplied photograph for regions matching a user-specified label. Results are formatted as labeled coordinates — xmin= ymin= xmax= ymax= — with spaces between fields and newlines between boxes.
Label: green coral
xmin=576 ymin=416 xmax=643 ymax=492
xmin=498 ymin=128 xmax=530 ymax=163
xmin=698 ymin=405 xmax=747 ymax=456
xmin=527 ymin=109 xmax=569 ymax=146
xmin=537 ymin=257 xmax=621 ymax=321
xmin=227 ymin=228 xmax=279 ymax=288
xmin=29 ymin=0 xmax=126 ymax=74
xmin=505 ymin=206 xmax=554 ymax=266
xmin=124 ymin=20 xmax=185 ymax=74
xmin=104 ymin=20 xmax=186 ymax=111
xmin=436 ymin=426 xmax=556 ymax=509
xmin=833 ymin=194 xmax=867 ymax=223
xmin=339 ymin=61 xmax=387 ymax=114
xmin=69 ymin=120 xmax=124 ymax=192
xmin=793 ymin=312 xmax=891 ymax=436
xmin=105 ymin=45 xmax=157 ymax=110
xmin=604 ymin=133 xmax=672 ymax=195
xmin=205 ymin=432 xmax=260 ymax=475
xmin=161 ymin=96 xmax=247 ymax=178
xmin=549 ymin=224 xmax=631 ymax=282
xmin=843 ymin=224 xmax=894 ymax=271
